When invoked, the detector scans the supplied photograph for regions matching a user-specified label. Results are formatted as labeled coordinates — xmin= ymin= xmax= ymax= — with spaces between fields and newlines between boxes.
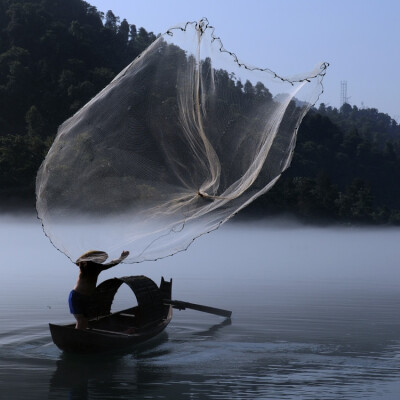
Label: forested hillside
xmin=0 ymin=0 xmax=155 ymax=202
xmin=250 ymin=105 xmax=400 ymax=223
xmin=0 ymin=0 xmax=399 ymax=224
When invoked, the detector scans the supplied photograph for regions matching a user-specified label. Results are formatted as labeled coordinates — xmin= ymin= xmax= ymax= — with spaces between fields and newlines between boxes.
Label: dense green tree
xmin=25 ymin=105 xmax=44 ymax=137
xmin=104 ymin=10 xmax=119 ymax=32
xmin=117 ymin=18 xmax=129 ymax=44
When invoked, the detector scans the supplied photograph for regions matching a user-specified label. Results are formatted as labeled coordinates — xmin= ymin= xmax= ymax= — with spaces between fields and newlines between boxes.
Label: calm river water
xmin=1 ymin=214 xmax=400 ymax=399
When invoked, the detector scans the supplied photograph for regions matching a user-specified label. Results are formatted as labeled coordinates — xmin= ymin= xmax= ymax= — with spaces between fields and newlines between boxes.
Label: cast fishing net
xmin=36 ymin=19 xmax=328 ymax=263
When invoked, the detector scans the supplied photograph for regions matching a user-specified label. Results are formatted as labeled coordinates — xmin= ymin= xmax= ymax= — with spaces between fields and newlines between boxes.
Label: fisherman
xmin=69 ymin=250 xmax=129 ymax=329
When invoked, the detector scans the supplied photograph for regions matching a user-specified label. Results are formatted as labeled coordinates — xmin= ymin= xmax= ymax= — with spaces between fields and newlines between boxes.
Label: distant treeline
xmin=0 ymin=0 xmax=399 ymax=224
xmin=249 ymin=104 xmax=400 ymax=224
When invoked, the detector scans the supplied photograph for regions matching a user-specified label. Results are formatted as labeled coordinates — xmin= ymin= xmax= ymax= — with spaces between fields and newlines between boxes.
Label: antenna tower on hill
xmin=340 ymin=80 xmax=349 ymax=107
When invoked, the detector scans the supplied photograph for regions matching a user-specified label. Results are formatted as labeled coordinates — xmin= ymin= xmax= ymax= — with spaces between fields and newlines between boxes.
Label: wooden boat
xmin=49 ymin=275 xmax=231 ymax=353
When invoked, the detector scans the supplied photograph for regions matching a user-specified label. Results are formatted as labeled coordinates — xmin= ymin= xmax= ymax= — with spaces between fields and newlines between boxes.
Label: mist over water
xmin=1 ymin=214 xmax=400 ymax=399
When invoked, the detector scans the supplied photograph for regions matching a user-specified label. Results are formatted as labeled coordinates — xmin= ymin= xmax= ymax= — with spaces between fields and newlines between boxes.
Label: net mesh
xmin=36 ymin=19 xmax=328 ymax=263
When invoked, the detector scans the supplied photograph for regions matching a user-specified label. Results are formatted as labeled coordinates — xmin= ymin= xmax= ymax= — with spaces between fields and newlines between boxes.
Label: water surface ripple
xmin=1 ymin=216 xmax=400 ymax=399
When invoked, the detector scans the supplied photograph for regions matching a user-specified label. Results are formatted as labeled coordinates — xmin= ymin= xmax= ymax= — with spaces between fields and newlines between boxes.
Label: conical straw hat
xmin=76 ymin=250 xmax=108 ymax=264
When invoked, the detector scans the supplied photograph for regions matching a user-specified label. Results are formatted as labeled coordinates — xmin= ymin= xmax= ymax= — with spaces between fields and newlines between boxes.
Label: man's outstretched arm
xmin=101 ymin=250 xmax=130 ymax=270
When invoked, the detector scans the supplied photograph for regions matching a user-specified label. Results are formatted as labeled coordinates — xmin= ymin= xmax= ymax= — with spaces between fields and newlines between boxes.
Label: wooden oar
xmin=164 ymin=299 xmax=232 ymax=318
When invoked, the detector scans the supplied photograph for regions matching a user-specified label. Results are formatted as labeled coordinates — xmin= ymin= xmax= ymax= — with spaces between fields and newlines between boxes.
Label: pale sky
xmin=90 ymin=0 xmax=400 ymax=120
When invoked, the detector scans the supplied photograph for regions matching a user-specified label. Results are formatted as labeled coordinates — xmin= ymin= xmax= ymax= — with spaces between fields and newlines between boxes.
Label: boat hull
xmin=49 ymin=307 xmax=172 ymax=353
xmin=50 ymin=275 xmax=173 ymax=353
